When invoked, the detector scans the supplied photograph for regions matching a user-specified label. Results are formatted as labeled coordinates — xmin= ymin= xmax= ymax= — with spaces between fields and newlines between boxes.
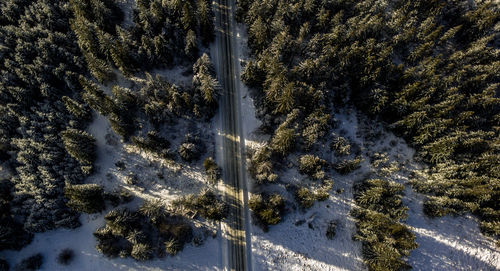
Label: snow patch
xmin=0 ymin=214 xmax=221 ymax=271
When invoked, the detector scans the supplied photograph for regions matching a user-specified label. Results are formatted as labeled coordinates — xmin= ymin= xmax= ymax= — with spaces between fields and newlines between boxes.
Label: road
xmin=212 ymin=0 xmax=252 ymax=270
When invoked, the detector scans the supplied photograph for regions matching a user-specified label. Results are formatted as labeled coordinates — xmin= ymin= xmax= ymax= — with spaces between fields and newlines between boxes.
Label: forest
xmin=0 ymin=0 xmax=223 ymax=268
xmin=236 ymin=0 xmax=499 ymax=269
xmin=0 ymin=0 xmax=498 ymax=270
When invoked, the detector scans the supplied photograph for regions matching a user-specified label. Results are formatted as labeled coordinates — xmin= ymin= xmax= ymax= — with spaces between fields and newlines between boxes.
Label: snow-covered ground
xmin=0 ymin=66 xmax=223 ymax=270
xmin=3 ymin=88 xmax=498 ymax=270
xmin=240 ymin=91 xmax=500 ymax=271
xmin=406 ymin=196 xmax=500 ymax=270
xmin=245 ymin=109 xmax=366 ymax=271
xmin=355 ymin=117 xmax=500 ymax=270
xmin=354 ymin=112 xmax=500 ymax=271
xmin=1 ymin=1 xmax=225 ymax=269
xmin=233 ymin=21 xmax=363 ymax=270
xmin=0 ymin=213 xmax=221 ymax=271
xmin=116 ymin=0 xmax=136 ymax=29
xmin=228 ymin=5 xmax=499 ymax=271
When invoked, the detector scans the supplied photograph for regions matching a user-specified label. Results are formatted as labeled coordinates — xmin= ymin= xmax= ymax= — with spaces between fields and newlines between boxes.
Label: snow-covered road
xmin=212 ymin=0 xmax=252 ymax=270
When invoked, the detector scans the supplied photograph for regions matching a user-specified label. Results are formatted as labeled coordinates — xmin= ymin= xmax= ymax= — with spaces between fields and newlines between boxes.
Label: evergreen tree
xmin=62 ymin=96 xmax=92 ymax=122
xmin=61 ymin=128 xmax=96 ymax=165
xmin=64 ymin=183 xmax=105 ymax=213
xmin=80 ymin=76 xmax=116 ymax=116
xmin=197 ymin=0 xmax=214 ymax=45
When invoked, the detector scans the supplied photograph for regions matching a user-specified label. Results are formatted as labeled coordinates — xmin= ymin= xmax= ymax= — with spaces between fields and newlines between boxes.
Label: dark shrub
xmin=330 ymin=136 xmax=351 ymax=156
xmin=139 ymin=200 xmax=167 ymax=224
xmin=326 ymin=221 xmax=337 ymax=240
xmin=203 ymin=157 xmax=221 ymax=183
xmin=61 ymin=128 xmax=96 ymax=165
xmin=132 ymin=131 xmax=171 ymax=158
xmin=178 ymin=143 xmax=199 ymax=162
xmin=178 ymin=134 xmax=205 ymax=162
xmin=295 ymin=187 xmax=315 ymax=208
xmin=57 ymin=248 xmax=74 ymax=265
xmin=334 ymin=156 xmax=363 ymax=175
xmin=164 ymin=238 xmax=181 ymax=256
xmin=15 ymin=253 xmax=42 ymax=271
xmin=94 ymin=226 xmax=124 ymax=258
xmin=126 ymin=230 xmax=147 ymax=245
xmin=175 ymin=190 xmax=227 ymax=221
xmin=158 ymin=223 xmax=193 ymax=246
xmin=115 ymin=161 xmax=126 ymax=170
xmin=104 ymin=208 xmax=139 ymax=237
xmin=353 ymin=179 xmax=418 ymax=271
xmin=0 ymin=258 xmax=8 ymax=271
xmin=249 ymin=194 xmax=285 ymax=231
xmin=248 ymin=146 xmax=277 ymax=183
xmin=423 ymin=196 xmax=459 ymax=217
xmin=298 ymin=155 xmax=326 ymax=179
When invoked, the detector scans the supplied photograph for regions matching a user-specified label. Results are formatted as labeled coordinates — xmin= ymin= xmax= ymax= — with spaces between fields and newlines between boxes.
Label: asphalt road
xmin=212 ymin=0 xmax=251 ymax=270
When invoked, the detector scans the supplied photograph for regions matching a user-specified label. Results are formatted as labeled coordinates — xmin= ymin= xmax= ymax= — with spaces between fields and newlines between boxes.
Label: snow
xmin=385 ymin=148 xmax=500 ymax=270
xmin=116 ymin=0 xmax=136 ymax=29
xmin=0 ymin=66 xmax=223 ymax=270
xmin=233 ymin=20 xmax=361 ymax=271
xmin=249 ymin=189 xmax=365 ymax=271
xmin=0 ymin=213 xmax=221 ymax=271
xmin=2 ymin=2 xmax=499 ymax=270
xmin=233 ymin=21 xmax=365 ymax=270
xmin=246 ymin=108 xmax=366 ymax=271
xmin=0 ymin=162 xmax=12 ymax=180
xmin=240 ymin=101 xmax=500 ymax=271
xmin=234 ymin=23 xmax=261 ymax=144
xmin=357 ymin=114 xmax=500 ymax=271
xmin=407 ymin=210 xmax=500 ymax=270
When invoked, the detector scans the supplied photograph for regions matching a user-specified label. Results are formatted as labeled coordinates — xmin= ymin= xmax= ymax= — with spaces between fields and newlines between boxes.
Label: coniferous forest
xmin=237 ymin=0 xmax=499 ymax=269
xmin=0 ymin=0 xmax=499 ymax=270
xmin=0 ymin=0 xmax=222 ymax=266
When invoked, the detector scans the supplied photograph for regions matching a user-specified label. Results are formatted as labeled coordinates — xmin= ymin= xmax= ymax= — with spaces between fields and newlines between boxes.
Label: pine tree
xmin=181 ymin=2 xmax=195 ymax=31
xmin=164 ymin=238 xmax=181 ymax=255
xmin=80 ymin=76 xmax=116 ymax=115
xmin=70 ymin=17 xmax=114 ymax=82
xmin=112 ymin=86 xmax=136 ymax=110
xmin=131 ymin=243 xmax=153 ymax=261
xmin=248 ymin=16 xmax=268 ymax=52
xmin=64 ymin=183 xmax=104 ymax=213
xmin=110 ymin=41 xmax=136 ymax=77
xmin=270 ymin=110 xmax=299 ymax=155
xmin=62 ymin=96 xmax=92 ymax=122
xmin=109 ymin=112 xmax=135 ymax=140
xmin=139 ymin=200 xmax=166 ymax=224
xmin=61 ymin=128 xmax=96 ymax=165
xmin=197 ymin=0 xmax=214 ymax=45
xmin=185 ymin=30 xmax=198 ymax=60
xmin=193 ymin=53 xmax=220 ymax=105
